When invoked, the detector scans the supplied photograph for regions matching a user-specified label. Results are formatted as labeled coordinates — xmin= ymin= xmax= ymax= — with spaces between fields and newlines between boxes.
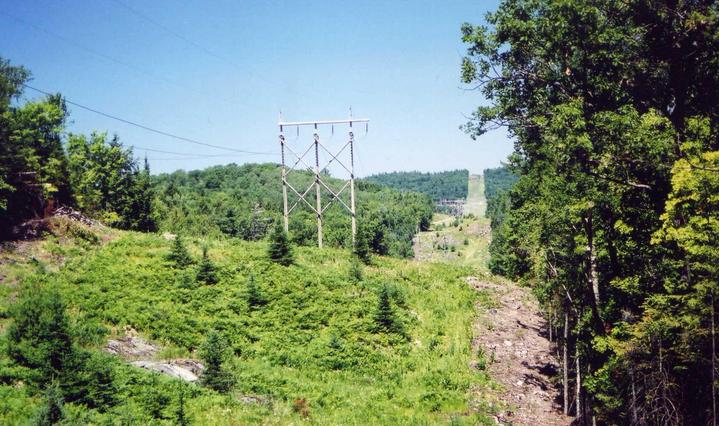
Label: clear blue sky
xmin=0 ymin=0 xmax=511 ymax=176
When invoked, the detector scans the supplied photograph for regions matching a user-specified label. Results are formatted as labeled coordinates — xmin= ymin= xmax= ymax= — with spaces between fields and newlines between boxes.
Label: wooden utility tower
xmin=278 ymin=112 xmax=368 ymax=248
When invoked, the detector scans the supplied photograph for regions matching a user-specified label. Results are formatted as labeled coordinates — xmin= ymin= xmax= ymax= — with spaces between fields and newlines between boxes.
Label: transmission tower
xmin=278 ymin=111 xmax=369 ymax=248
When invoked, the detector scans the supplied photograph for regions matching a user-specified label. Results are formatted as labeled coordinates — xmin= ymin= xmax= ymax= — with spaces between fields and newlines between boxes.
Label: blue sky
xmin=1 ymin=0 xmax=511 ymax=176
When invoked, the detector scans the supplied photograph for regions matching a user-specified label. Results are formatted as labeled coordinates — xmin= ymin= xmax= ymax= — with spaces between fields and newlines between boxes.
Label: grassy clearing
xmin=0 ymin=227 xmax=496 ymax=424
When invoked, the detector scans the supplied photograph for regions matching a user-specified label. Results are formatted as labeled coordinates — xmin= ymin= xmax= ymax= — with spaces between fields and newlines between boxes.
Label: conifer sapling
xmin=196 ymin=246 xmax=219 ymax=285
xmin=268 ymin=223 xmax=293 ymax=266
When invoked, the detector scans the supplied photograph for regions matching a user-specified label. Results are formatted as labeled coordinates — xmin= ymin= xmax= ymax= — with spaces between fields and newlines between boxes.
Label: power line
xmin=0 ymin=11 xmax=177 ymax=88
xmin=109 ymin=0 xmax=243 ymax=70
xmin=0 ymin=10 xmax=244 ymax=106
xmin=23 ymin=83 xmax=276 ymax=156
xmin=146 ymin=156 xmax=252 ymax=161
xmin=129 ymin=145 xmax=268 ymax=157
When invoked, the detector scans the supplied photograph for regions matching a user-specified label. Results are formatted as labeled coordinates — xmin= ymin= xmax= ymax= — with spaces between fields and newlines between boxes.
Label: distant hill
xmin=152 ymin=163 xmax=433 ymax=258
xmin=363 ymin=170 xmax=469 ymax=201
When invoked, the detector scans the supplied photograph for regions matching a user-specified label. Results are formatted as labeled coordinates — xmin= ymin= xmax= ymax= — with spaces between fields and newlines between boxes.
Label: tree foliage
xmin=33 ymin=382 xmax=64 ymax=426
xmin=0 ymin=57 xmax=156 ymax=238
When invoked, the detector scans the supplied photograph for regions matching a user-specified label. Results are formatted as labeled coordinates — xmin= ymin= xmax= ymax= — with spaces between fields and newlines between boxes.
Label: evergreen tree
xmin=373 ymin=285 xmax=402 ymax=334
xmin=353 ymin=226 xmax=371 ymax=264
xmin=33 ymin=382 xmax=64 ymax=426
xmin=123 ymin=157 xmax=157 ymax=232
xmin=7 ymin=285 xmax=75 ymax=386
xmin=166 ymin=235 xmax=192 ymax=268
xmin=175 ymin=384 xmax=189 ymax=426
xmin=267 ymin=223 xmax=293 ymax=266
xmin=348 ymin=257 xmax=363 ymax=283
xmin=200 ymin=331 xmax=235 ymax=393
xmin=196 ymin=246 xmax=219 ymax=285
xmin=244 ymin=275 xmax=265 ymax=308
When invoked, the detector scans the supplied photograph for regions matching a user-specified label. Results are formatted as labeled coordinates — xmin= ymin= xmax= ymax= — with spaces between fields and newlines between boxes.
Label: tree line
xmin=364 ymin=169 xmax=469 ymax=201
xmin=463 ymin=1 xmax=719 ymax=424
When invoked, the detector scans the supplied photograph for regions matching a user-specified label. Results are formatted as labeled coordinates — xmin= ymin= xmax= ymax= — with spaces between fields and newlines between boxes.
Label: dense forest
xmin=364 ymin=169 xmax=469 ymax=201
xmin=463 ymin=0 xmax=719 ymax=424
xmin=153 ymin=163 xmax=433 ymax=258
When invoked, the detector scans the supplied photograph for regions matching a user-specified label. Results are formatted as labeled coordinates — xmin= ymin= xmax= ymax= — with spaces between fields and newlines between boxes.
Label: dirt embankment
xmin=468 ymin=277 xmax=569 ymax=425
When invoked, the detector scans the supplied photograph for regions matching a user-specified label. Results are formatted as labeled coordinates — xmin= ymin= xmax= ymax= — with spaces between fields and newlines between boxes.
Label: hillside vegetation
xmin=0 ymin=221 xmax=495 ymax=424
xmin=364 ymin=170 xmax=469 ymax=202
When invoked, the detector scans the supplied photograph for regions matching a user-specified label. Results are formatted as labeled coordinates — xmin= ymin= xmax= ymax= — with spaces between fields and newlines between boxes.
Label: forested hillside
xmin=462 ymin=1 xmax=719 ymax=423
xmin=364 ymin=170 xmax=468 ymax=201
xmin=153 ymin=163 xmax=433 ymax=258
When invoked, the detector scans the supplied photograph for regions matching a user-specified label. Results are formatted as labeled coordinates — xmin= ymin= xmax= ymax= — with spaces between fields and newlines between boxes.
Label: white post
xmin=280 ymin=125 xmax=289 ymax=232
xmin=349 ymin=120 xmax=357 ymax=245
xmin=314 ymin=123 xmax=323 ymax=248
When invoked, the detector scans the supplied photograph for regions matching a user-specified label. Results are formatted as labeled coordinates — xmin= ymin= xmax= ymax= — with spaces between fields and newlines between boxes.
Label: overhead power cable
xmin=22 ymin=84 xmax=276 ymax=156
xmin=109 ymin=0 xmax=243 ymax=70
xmin=0 ymin=11 xmax=177 ymax=88
xmin=0 ymin=11 xmax=243 ymax=106
xmin=129 ymin=145 xmax=268 ymax=157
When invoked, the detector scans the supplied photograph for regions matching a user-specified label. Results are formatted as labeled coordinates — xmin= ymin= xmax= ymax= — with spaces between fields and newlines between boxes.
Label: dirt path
xmin=469 ymin=277 xmax=569 ymax=425
xmin=415 ymin=173 xmax=568 ymax=423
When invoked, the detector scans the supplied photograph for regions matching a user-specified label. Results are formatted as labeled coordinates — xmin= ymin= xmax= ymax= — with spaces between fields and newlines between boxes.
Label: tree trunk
xmin=549 ymin=306 xmax=553 ymax=343
xmin=630 ymin=367 xmax=639 ymax=425
xmin=576 ymin=345 xmax=583 ymax=422
xmin=713 ymin=294 xmax=717 ymax=426
xmin=584 ymin=213 xmax=601 ymax=319
xmin=564 ymin=312 xmax=569 ymax=416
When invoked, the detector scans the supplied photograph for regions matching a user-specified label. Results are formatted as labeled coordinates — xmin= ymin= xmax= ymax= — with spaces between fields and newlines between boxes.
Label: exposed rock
xmin=106 ymin=334 xmax=159 ymax=359
xmin=131 ymin=360 xmax=203 ymax=382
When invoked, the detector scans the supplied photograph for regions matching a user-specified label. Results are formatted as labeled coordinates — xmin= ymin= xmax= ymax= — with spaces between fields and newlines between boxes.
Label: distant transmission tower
xmin=278 ymin=110 xmax=369 ymax=248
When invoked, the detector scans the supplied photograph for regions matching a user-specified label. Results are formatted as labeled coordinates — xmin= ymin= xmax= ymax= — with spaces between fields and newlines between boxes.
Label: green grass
xmin=0 ymin=228 xmax=496 ymax=424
